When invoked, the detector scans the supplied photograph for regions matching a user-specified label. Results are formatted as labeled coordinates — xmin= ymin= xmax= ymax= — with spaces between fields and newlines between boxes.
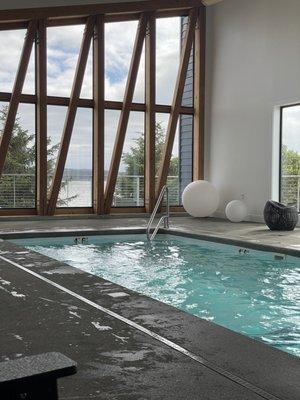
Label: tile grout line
xmin=0 ymin=254 xmax=283 ymax=400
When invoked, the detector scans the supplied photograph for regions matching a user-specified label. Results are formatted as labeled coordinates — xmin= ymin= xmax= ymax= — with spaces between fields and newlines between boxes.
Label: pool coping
xmin=0 ymin=234 xmax=299 ymax=400
xmin=0 ymin=226 xmax=299 ymax=258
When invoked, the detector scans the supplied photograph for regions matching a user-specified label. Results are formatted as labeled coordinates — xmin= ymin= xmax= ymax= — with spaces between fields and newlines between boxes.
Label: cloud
xmin=0 ymin=29 xmax=35 ymax=94
xmin=282 ymin=107 xmax=300 ymax=153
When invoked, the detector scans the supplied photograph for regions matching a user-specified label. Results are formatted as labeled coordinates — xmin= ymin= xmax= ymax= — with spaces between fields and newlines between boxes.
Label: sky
xmin=282 ymin=106 xmax=300 ymax=153
xmin=0 ymin=18 xmax=181 ymax=178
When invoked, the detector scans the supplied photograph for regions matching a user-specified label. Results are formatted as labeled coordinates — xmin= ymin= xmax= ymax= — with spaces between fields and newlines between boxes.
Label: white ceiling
xmin=202 ymin=0 xmax=224 ymax=5
xmin=0 ymin=0 xmax=224 ymax=11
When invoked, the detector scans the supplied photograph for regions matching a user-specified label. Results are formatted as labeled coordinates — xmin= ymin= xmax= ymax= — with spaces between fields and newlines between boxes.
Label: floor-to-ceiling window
xmin=0 ymin=4 xmax=205 ymax=215
xmin=280 ymin=105 xmax=300 ymax=212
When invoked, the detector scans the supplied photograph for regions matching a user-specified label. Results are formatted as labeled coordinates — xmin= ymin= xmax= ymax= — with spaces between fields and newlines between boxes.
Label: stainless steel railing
xmin=146 ymin=185 xmax=170 ymax=241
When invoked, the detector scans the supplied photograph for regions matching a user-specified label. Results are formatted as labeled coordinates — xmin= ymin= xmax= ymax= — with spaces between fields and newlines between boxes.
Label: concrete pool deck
xmin=0 ymin=215 xmax=298 ymax=255
xmin=0 ymin=215 xmax=299 ymax=399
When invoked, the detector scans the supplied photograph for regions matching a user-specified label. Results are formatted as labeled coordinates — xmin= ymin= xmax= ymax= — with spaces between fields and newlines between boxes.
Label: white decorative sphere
xmin=225 ymin=200 xmax=248 ymax=222
xmin=182 ymin=180 xmax=219 ymax=217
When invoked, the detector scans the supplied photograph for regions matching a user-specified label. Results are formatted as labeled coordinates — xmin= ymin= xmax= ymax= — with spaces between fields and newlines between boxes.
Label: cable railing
xmin=0 ymin=173 xmax=35 ymax=208
xmin=146 ymin=185 xmax=169 ymax=241
xmin=2 ymin=173 xmax=298 ymax=211
xmin=112 ymin=175 xmax=180 ymax=207
xmin=281 ymin=175 xmax=300 ymax=211
xmin=0 ymin=174 xmax=180 ymax=208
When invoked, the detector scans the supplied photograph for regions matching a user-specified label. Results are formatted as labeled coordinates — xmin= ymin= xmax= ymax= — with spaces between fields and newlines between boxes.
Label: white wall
xmin=205 ymin=0 xmax=300 ymax=221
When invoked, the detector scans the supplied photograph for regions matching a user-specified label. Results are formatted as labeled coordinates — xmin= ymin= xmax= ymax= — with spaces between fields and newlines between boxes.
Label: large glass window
xmin=105 ymin=111 xmax=145 ymax=207
xmin=0 ymin=30 xmax=25 ymax=93
xmin=156 ymin=17 xmax=181 ymax=105
xmin=181 ymin=17 xmax=193 ymax=107
xmin=0 ymin=11 xmax=197 ymax=215
xmin=47 ymin=25 xmax=92 ymax=99
xmin=155 ymin=114 xmax=179 ymax=205
xmin=104 ymin=109 xmax=120 ymax=188
xmin=47 ymin=106 xmax=93 ymax=207
xmin=0 ymin=102 xmax=35 ymax=208
xmin=0 ymin=29 xmax=35 ymax=94
xmin=155 ymin=113 xmax=193 ymax=206
xmin=280 ymin=106 xmax=300 ymax=212
xmin=105 ymin=21 xmax=141 ymax=102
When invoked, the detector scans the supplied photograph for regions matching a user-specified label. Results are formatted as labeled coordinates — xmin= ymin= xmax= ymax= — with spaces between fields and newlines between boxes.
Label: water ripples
xmin=27 ymin=234 xmax=300 ymax=357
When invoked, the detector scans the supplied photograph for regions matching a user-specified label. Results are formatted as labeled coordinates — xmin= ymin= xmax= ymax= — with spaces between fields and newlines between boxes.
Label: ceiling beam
xmin=0 ymin=0 xmax=204 ymax=22
xmin=201 ymin=0 xmax=223 ymax=5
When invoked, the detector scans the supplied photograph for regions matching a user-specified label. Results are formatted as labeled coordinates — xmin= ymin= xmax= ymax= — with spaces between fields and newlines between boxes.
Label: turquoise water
xmin=12 ymin=234 xmax=300 ymax=357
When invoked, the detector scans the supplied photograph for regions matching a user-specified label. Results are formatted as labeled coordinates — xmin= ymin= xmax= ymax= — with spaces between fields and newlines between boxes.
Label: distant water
xmin=59 ymin=180 xmax=92 ymax=207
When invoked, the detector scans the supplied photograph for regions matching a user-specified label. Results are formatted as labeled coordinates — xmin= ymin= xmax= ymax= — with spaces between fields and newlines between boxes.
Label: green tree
xmin=115 ymin=122 xmax=179 ymax=205
xmin=281 ymin=145 xmax=300 ymax=207
xmin=0 ymin=105 xmax=71 ymax=208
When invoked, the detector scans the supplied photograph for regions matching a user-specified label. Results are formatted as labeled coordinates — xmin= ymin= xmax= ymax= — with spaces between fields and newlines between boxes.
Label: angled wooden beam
xmin=47 ymin=16 xmax=95 ymax=215
xmin=104 ymin=13 xmax=148 ymax=213
xmin=193 ymin=5 xmax=206 ymax=180
xmin=93 ymin=15 xmax=105 ymax=214
xmin=0 ymin=20 xmax=37 ymax=177
xmin=36 ymin=19 xmax=47 ymax=215
xmin=155 ymin=8 xmax=197 ymax=198
xmin=145 ymin=12 xmax=156 ymax=213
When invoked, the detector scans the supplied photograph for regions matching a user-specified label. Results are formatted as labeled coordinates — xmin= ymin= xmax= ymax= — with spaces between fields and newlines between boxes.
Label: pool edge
xmin=2 ymin=226 xmax=299 ymax=258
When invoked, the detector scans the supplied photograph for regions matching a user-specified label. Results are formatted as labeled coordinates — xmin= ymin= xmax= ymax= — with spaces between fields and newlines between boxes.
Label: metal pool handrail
xmin=146 ymin=185 xmax=170 ymax=241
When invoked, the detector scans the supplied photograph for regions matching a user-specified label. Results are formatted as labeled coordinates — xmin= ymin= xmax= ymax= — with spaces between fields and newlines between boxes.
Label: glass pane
xmin=47 ymin=106 xmax=67 ymax=199
xmin=112 ymin=112 xmax=145 ymax=207
xmin=47 ymin=25 xmax=92 ymax=99
xmin=23 ymin=45 xmax=35 ymax=95
xmin=105 ymin=21 xmax=139 ymax=102
xmin=47 ymin=106 xmax=93 ymax=208
xmin=181 ymin=16 xmax=193 ymax=107
xmin=156 ymin=17 xmax=181 ymax=105
xmin=81 ymin=47 xmax=93 ymax=99
xmin=105 ymin=109 xmax=120 ymax=187
xmin=0 ymin=102 xmax=35 ymax=208
xmin=0 ymin=30 xmax=24 ymax=93
xmin=155 ymin=113 xmax=192 ymax=205
xmin=178 ymin=114 xmax=193 ymax=197
xmin=281 ymin=106 xmax=300 ymax=211
xmin=133 ymin=44 xmax=145 ymax=104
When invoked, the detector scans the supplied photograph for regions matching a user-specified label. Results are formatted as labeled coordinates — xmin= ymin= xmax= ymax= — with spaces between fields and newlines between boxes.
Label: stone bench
xmin=0 ymin=352 xmax=77 ymax=399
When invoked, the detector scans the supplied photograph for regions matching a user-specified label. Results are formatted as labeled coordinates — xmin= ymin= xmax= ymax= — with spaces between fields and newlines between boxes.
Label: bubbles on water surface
xmin=26 ymin=234 xmax=300 ymax=357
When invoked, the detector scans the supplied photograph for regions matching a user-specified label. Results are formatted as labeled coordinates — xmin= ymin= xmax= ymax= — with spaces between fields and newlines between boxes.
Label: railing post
xmin=13 ymin=175 xmax=16 ymax=208
xmin=136 ymin=175 xmax=140 ymax=206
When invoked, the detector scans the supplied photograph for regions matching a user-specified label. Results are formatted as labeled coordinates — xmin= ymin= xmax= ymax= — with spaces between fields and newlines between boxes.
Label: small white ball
xmin=182 ymin=180 xmax=219 ymax=218
xmin=225 ymin=200 xmax=248 ymax=222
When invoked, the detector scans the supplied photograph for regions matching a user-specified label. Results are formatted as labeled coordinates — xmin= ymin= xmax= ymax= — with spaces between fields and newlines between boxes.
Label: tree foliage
xmin=281 ymin=145 xmax=300 ymax=208
xmin=0 ymin=105 xmax=68 ymax=208
xmin=114 ymin=122 xmax=179 ymax=206
xmin=122 ymin=122 xmax=178 ymax=175
xmin=282 ymin=145 xmax=300 ymax=175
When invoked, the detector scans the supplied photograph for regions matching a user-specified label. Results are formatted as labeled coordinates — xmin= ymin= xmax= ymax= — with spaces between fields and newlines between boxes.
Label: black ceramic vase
xmin=263 ymin=200 xmax=298 ymax=231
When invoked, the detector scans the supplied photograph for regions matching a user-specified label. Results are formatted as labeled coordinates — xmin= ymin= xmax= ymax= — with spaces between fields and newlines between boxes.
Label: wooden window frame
xmin=0 ymin=0 xmax=205 ymax=216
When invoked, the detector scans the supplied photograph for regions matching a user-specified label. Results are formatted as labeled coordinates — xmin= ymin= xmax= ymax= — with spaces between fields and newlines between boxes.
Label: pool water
xmin=12 ymin=234 xmax=300 ymax=357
